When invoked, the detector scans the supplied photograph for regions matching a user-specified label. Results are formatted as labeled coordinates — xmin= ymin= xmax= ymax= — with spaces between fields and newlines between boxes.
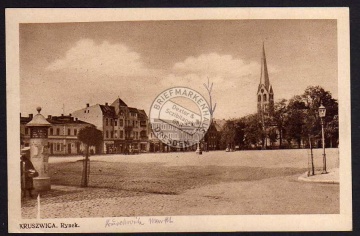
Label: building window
xmin=110 ymin=119 xmax=113 ymax=126
xmin=133 ymin=120 xmax=135 ymax=127
xmin=57 ymin=144 xmax=60 ymax=151
xmin=74 ymin=129 xmax=77 ymax=136
xmin=57 ymin=128 xmax=60 ymax=135
xmin=258 ymin=95 xmax=261 ymax=102
xmin=106 ymin=131 xmax=109 ymax=138
xmin=106 ymin=118 xmax=108 ymax=126
xmin=120 ymin=130 xmax=124 ymax=139
xmin=68 ymin=129 xmax=71 ymax=136
xmin=263 ymin=94 xmax=267 ymax=102
xmin=50 ymin=128 xmax=53 ymax=135
xmin=25 ymin=128 xmax=29 ymax=135
xmin=111 ymin=131 xmax=113 ymax=138
xmin=120 ymin=119 xmax=123 ymax=127
xmin=87 ymin=110 xmax=89 ymax=113
xmin=114 ymin=120 xmax=117 ymax=126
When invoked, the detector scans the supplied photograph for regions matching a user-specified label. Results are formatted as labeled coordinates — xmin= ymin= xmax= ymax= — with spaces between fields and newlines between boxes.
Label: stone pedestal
xmin=33 ymin=177 xmax=51 ymax=191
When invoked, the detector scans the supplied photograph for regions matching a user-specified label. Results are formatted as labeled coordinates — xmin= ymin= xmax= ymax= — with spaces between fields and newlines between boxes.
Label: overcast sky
xmin=20 ymin=20 xmax=337 ymax=119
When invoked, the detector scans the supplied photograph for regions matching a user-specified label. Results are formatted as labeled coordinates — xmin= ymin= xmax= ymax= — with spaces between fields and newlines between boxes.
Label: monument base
xmin=33 ymin=177 xmax=51 ymax=191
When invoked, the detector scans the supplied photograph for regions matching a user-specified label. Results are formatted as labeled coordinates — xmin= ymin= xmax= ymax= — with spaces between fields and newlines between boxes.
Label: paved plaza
xmin=22 ymin=149 xmax=339 ymax=218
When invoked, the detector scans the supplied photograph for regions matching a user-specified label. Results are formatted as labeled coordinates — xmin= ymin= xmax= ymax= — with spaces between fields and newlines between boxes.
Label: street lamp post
xmin=318 ymin=104 xmax=327 ymax=174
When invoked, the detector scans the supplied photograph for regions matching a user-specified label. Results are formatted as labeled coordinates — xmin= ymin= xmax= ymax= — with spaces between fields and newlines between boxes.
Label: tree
xmin=77 ymin=126 xmax=103 ymax=187
xmin=220 ymin=120 xmax=236 ymax=150
xmin=243 ymin=114 xmax=266 ymax=149
xmin=271 ymin=99 xmax=288 ymax=148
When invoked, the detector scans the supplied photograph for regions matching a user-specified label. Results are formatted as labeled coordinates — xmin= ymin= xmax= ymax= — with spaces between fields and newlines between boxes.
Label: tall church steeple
xmin=257 ymin=43 xmax=274 ymax=117
xmin=260 ymin=43 xmax=270 ymax=90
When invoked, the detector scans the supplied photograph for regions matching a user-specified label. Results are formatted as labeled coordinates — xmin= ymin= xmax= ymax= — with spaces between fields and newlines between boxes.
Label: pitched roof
xmin=47 ymin=115 xmax=92 ymax=125
xmin=111 ymin=98 xmax=128 ymax=107
xmin=128 ymin=107 xmax=138 ymax=113
xmin=99 ymin=105 xmax=116 ymax=117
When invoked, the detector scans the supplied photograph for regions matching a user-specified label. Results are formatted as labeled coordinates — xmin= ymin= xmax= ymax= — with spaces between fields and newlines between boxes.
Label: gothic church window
xmin=258 ymin=95 xmax=261 ymax=102
xmin=263 ymin=94 xmax=267 ymax=101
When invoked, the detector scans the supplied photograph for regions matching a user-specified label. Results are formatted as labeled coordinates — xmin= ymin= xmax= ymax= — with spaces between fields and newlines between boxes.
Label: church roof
xmin=259 ymin=43 xmax=271 ymax=92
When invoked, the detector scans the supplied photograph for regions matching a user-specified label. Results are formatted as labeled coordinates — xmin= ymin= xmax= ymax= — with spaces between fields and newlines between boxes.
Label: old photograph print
xmin=8 ymin=8 xmax=351 ymax=233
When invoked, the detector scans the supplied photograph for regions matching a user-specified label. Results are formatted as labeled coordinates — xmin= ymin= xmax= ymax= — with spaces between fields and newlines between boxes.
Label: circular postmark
xmin=149 ymin=87 xmax=212 ymax=148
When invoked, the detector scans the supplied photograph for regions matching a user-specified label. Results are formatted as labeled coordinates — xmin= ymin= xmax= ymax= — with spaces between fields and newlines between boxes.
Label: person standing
xmin=20 ymin=147 xmax=38 ymax=198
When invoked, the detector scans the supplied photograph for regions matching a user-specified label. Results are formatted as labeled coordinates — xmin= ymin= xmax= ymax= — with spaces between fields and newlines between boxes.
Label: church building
xmin=257 ymin=43 xmax=274 ymax=118
xmin=256 ymin=44 xmax=279 ymax=148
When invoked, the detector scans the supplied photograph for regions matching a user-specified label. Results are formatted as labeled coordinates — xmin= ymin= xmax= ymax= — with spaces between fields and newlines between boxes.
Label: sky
xmin=20 ymin=20 xmax=337 ymax=119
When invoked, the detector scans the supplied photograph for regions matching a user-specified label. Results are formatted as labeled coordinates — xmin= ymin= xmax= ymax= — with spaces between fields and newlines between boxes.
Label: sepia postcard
xmin=6 ymin=8 xmax=351 ymax=233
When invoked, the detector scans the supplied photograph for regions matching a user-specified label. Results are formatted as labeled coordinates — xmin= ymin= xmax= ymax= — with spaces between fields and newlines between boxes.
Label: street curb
xmin=297 ymin=172 xmax=339 ymax=184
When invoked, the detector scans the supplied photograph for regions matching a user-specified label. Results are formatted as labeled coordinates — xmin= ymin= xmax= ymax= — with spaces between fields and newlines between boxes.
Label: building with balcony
xmin=71 ymin=98 xmax=149 ymax=154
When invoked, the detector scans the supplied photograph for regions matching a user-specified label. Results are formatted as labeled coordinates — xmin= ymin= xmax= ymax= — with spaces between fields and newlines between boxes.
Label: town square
xmin=22 ymin=148 xmax=339 ymax=218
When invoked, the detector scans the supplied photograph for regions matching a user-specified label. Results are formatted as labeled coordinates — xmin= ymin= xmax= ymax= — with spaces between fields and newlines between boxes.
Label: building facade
xmin=72 ymin=98 xmax=149 ymax=154
xmin=20 ymin=113 xmax=94 ymax=155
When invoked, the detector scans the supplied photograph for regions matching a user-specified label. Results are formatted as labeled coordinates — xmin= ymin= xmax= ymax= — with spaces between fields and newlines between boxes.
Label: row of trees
xmin=220 ymin=86 xmax=339 ymax=149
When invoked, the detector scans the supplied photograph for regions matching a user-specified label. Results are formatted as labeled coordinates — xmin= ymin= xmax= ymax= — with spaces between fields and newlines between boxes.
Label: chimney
xmin=75 ymin=118 xmax=78 ymax=121
xmin=71 ymin=117 xmax=74 ymax=121
xmin=86 ymin=103 xmax=89 ymax=107
xmin=61 ymin=114 xmax=64 ymax=116
xmin=48 ymin=115 xmax=52 ymax=119
xmin=105 ymin=102 xmax=108 ymax=106
xmin=69 ymin=113 xmax=72 ymax=117
xmin=29 ymin=114 xmax=33 ymax=119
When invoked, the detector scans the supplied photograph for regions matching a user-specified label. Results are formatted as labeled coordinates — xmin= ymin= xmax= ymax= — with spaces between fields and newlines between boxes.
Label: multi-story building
xmin=72 ymin=98 xmax=149 ymax=154
xmin=20 ymin=113 xmax=94 ymax=155
xmin=149 ymin=118 xmax=203 ymax=152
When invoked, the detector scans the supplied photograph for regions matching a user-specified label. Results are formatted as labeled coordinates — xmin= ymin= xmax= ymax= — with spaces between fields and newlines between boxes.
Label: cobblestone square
xmin=22 ymin=149 xmax=339 ymax=218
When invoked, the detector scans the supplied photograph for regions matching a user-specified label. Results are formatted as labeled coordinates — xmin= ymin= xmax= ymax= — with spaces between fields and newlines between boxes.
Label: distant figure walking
xmin=20 ymin=148 xmax=38 ymax=198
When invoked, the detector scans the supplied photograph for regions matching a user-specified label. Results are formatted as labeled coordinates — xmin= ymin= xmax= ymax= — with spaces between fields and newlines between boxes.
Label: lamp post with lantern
xmin=318 ymin=104 xmax=327 ymax=174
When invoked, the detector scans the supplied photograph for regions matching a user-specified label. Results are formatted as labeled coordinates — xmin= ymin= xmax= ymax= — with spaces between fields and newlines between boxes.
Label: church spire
xmin=260 ymin=42 xmax=270 ymax=90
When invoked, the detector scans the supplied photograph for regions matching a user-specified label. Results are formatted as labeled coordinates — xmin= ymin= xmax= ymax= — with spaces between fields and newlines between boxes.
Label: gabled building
xmin=204 ymin=119 xmax=224 ymax=150
xmin=72 ymin=98 xmax=149 ymax=154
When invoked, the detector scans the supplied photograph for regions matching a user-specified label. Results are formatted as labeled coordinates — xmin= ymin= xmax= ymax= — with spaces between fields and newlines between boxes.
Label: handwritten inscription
xmin=105 ymin=217 xmax=174 ymax=228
